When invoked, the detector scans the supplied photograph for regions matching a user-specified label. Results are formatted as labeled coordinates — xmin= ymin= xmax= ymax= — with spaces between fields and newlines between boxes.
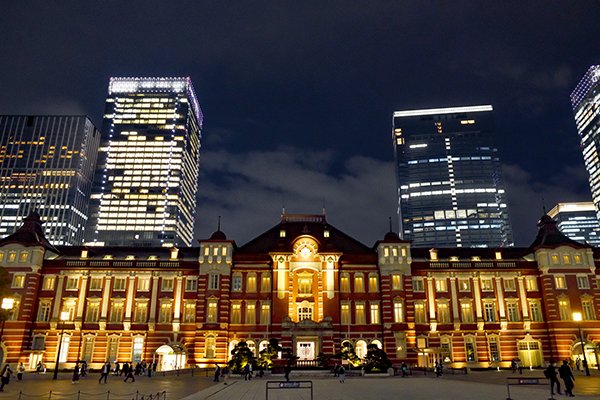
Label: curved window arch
xmin=355 ymin=340 xmax=367 ymax=359
xmin=371 ymin=339 xmax=382 ymax=349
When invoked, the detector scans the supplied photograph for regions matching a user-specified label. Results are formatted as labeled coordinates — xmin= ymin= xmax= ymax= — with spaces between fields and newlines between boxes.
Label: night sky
xmin=1 ymin=2 xmax=599 ymax=247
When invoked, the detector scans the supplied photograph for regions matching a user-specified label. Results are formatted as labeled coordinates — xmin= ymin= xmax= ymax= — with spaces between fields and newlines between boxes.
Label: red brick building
xmin=0 ymin=212 xmax=597 ymax=371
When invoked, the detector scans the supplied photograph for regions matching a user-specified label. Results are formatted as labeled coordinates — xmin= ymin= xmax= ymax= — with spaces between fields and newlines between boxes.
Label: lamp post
xmin=53 ymin=311 xmax=70 ymax=380
xmin=0 ymin=298 xmax=14 ymax=363
xmin=572 ymin=312 xmax=590 ymax=376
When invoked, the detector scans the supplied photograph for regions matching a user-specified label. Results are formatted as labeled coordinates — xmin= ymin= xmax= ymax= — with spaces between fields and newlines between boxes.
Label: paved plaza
xmin=1 ymin=368 xmax=598 ymax=399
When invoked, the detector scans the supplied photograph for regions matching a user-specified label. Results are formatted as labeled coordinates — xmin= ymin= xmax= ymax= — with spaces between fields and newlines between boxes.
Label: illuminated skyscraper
xmin=86 ymin=77 xmax=203 ymax=247
xmin=392 ymin=105 xmax=513 ymax=247
xmin=572 ymin=66 xmax=600 ymax=219
xmin=0 ymin=115 xmax=100 ymax=245
xmin=548 ymin=202 xmax=600 ymax=247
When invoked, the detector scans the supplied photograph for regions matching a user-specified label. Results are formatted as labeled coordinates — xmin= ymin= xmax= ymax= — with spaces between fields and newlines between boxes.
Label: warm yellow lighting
xmin=1 ymin=298 xmax=14 ymax=310
xmin=60 ymin=311 xmax=70 ymax=321
xmin=573 ymin=312 xmax=583 ymax=322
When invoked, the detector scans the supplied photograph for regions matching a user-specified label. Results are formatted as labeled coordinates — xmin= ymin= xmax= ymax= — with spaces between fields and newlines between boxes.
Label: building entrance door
xmin=297 ymin=342 xmax=315 ymax=360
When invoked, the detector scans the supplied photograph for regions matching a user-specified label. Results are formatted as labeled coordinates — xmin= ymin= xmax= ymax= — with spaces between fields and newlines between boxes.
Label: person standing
xmin=113 ymin=361 xmax=120 ymax=376
xmin=284 ymin=365 xmax=292 ymax=382
xmin=99 ymin=362 xmax=110 ymax=384
xmin=401 ymin=362 xmax=408 ymax=377
xmin=575 ymin=358 xmax=581 ymax=372
xmin=213 ymin=365 xmax=221 ymax=382
xmin=16 ymin=362 xmax=25 ymax=381
xmin=80 ymin=361 xmax=87 ymax=377
xmin=338 ymin=365 xmax=345 ymax=383
xmin=124 ymin=362 xmax=135 ymax=382
xmin=545 ymin=361 xmax=561 ymax=396
xmin=559 ymin=360 xmax=575 ymax=397
xmin=0 ymin=364 xmax=13 ymax=392
xmin=72 ymin=363 xmax=80 ymax=384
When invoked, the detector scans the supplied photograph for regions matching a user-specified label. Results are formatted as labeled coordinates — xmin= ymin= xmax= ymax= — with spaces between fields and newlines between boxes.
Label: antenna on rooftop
xmin=389 ymin=216 xmax=393 ymax=232
xmin=217 ymin=215 xmax=221 ymax=231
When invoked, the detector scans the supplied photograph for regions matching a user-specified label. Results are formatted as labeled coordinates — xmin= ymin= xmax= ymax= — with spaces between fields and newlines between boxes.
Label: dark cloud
xmin=195 ymin=147 xmax=397 ymax=246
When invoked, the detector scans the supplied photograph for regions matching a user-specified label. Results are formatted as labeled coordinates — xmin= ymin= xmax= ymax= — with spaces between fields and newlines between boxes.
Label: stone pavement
xmin=182 ymin=370 xmax=600 ymax=400
xmin=0 ymin=370 xmax=214 ymax=399
xmin=2 ymin=368 xmax=599 ymax=399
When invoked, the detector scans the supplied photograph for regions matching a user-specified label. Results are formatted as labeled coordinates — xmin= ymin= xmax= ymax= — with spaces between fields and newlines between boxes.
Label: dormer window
xmin=323 ymin=229 xmax=330 ymax=238
xmin=148 ymin=255 xmax=158 ymax=261
xmin=170 ymin=248 xmax=179 ymax=260
xmin=280 ymin=229 xmax=286 ymax=238
xmin=471 ymin=256 xmax=481 ymax=262
xmin=125 ymin=255 xmax=135 ymax=260
xmin=80 ymin=249 xmax=89 ymax=259
xmin=449 ymin=256 xmax=459 ymax=262
xmin=494 ymin=251 xmax=502 ymax=260
xmin=103 ymin=255 xmax=113 ymax=260
xmin=429 ymin=249 xmax=438 ymax=261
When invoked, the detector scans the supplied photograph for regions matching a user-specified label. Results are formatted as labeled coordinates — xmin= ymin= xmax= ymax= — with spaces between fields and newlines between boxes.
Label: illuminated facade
xmin=572 ymin=66 xmax=600 ymax=221
xmin=86 ymin=77 xmax=203 ymax=247
xmin=0 ymin=212 xmax=598 ymax=372
xmin=392 ymin=105 xmax=513 ymax=247
xmin=548 ymin=202 xmax=600 ymax=247
xmin=0 ymin=116 xmax=100 ymax=245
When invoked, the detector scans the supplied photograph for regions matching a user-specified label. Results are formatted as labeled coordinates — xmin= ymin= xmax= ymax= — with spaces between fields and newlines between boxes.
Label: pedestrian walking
xmin=339 ymin=365 xmax=345 ymax=383
xmin=559 ymin=359 xmax=575 ymax=397
xmin=214 ymin=365 xmax=221 ymax=382
xmin=113 ymin=361 xmax=120 ymax=376
xmin=511 ymin=359 xmax=517 ymax=373
xmin=0 ymin=364 xmax=13 ymax=392
xmin=575 ymin=358 xmax=581 ymax=372
xmin=284 ymin=365 xmax=292 ymax=382
xmin=124 ymin=362 xmax=136 ymax=382
xmin=221 ymin=365 xmax=229 ymax=385
xmin=98 ymin=361 xmax=110 ymax=384
xmin=333 ymin=364 xmax=340 ymax=377
xmin=544 ymin=361 xmax=562 ymax=396
xmin=435 ymin=361 xmax=443 ymax=377
xmin=17 ymin=362 xmax=25 ymax=381
xmin=80 ymin=361 xmax=87 ymax=377
xmin=72 ymin=363 xmax=80 ymax=384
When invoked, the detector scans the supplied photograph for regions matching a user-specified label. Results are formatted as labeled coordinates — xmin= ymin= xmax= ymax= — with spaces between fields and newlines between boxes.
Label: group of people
xmin=0 ymin=362 xmax=25 ymax=391
xmin=545 ymin=359 xmax=577 ymax=397
xmin=98 ymin=360 xmax=158 ymax=383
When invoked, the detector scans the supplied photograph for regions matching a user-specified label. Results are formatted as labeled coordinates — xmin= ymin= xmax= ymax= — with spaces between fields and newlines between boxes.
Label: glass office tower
xmin=86 ymin=77 xmax=203 ymax=247
xmin=548 ymin=202 xmax=600 ymax=247
xmin=0 ymin=115 xmax=100 ymax=245
xmin=572 ymin=66 xmax=600 ymax=220
xmin=392 ymin=105 xmax=513 ymax=247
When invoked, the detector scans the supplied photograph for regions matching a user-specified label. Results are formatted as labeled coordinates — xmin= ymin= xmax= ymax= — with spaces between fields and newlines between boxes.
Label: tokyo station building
xmin=0 ymin=212 xmax=598 ymax=372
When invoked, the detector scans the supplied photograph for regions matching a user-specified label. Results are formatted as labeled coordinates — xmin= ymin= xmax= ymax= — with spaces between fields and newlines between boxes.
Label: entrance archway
xmin=155 ymin=343 xmax=186 ymax=372
xmin=571 ymin=341 xmax=598 ymax=369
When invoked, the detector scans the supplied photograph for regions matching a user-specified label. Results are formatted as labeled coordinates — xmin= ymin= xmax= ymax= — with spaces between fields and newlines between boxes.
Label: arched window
xmin=355 ymin=340 xmax=367 ymax=359
xmin=371 ymin=339 xmax=382 ymax=349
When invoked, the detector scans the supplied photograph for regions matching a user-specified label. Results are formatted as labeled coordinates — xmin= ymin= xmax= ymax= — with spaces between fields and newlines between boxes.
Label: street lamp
xmin=0 ymin=298 xmax=14 ymax=361
xmin=572 ymin=312 xmax=590 ymax=376
xmin=53 ymin=311 xmax=70 ymax=380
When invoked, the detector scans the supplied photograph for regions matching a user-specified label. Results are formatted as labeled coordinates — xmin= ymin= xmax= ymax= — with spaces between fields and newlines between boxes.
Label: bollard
xmin=464 ymin=367 xmax=468 ymax=374
xmin=107 ymin=389 xmax=110 ymax=400
xmin=49 ymin=390 xmax=52 ymax=399
xmin=77 ymin=390 xmax=81 ymax=400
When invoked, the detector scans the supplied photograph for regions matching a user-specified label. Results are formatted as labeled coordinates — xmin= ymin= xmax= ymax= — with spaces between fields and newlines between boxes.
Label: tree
xmin=257 ymin=338 xmax=282 ymax=369
xmin=228 ymin=341 xmax=256 ymax=373
xmin=363 ymin=343 xmax=391 ymax=373
xmin=339 ymin=341 xmax=362 ymax=367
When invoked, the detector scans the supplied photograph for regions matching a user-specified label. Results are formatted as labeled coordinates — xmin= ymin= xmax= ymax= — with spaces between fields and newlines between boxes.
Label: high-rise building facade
xmin=572 ymin=66 xmax=600 ymax=219
xmin=548 ymin=202 xmax=600 ymax=247
xmin=0 ymin=115 xmax=100 ymax=245
xmin=392 ymin=105 xmax=513 ymax=247
xmin=86 ymin=77 xmax=203 ymax=247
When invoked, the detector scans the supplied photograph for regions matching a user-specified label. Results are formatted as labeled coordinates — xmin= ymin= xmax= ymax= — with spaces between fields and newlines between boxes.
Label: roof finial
xmin=541 ymin=197 xmax=547 ymax=215
xmin=217 ymin=215 xmax=221 ymax=231
xmin=282 ymin=196 xmax=286 ymax=215
xmin=322 ymin=203 xmax=326 ymax=215
xmin=389 ymin=216 xmax=392 ymax=232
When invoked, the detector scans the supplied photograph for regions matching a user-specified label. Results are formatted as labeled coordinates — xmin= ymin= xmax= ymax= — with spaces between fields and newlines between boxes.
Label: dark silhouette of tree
xmin=257 ymin=338 xmax=282 ymax=368
xmin=339 ymin=341 xmax=361 ymax=367
xmin=228 ymin=341 xmax=256 ymax=373
xmin=363 ymin=343 xmax=391 ymax=372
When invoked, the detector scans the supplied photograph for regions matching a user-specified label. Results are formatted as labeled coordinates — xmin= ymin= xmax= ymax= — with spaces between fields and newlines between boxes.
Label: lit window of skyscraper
xmin=548 ymin=202 xmax=600 ymax=247
xmin=571 ymin=66 xmax=600 ymax=221
xmin=0 ymin=115 xmax=100 ymax=245
xmin=86 ymin=77 xmax=203 ymax=247
xmin=392 ymin=105 xmax=513 ymax=247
